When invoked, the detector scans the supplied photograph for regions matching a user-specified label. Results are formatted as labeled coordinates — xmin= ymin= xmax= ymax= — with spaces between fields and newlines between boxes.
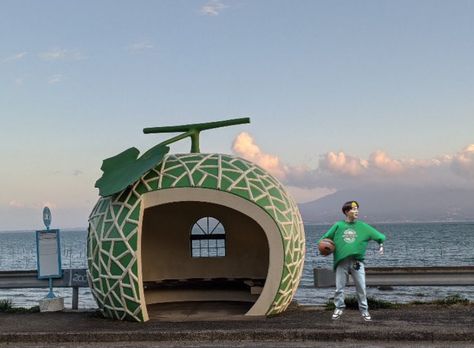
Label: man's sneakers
xmin=331 ymin=309 xmax=343 ymax=320
xmin=361 ymin=312 xmax=372 ymax=321
xmin=332 ymin=309 xmax=372 ymax=321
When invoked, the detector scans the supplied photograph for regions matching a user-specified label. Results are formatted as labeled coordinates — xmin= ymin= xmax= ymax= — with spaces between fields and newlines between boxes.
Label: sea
xmin=0 ymin=222 xmax=473 ymax=309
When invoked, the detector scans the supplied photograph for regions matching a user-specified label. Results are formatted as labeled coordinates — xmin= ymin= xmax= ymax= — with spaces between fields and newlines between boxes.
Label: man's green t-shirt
xmin=319 ymin=220 xmax=386 ymax=270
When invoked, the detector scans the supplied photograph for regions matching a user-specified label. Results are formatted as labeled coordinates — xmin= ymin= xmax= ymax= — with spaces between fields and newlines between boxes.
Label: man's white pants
xmin=334 ymin=257 xmax=368 ymax=314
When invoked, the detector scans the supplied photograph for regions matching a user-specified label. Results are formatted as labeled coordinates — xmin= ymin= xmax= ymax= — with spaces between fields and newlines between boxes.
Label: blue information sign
xmin=36 ymin=229 xmax=62 ymax=279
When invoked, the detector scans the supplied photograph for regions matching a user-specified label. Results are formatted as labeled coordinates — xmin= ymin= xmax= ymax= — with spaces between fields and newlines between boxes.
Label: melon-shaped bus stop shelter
xmin=87 ymin=118 xmax=305 ymax=322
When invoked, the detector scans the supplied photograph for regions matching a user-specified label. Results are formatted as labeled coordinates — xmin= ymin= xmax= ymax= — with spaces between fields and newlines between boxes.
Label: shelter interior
xmin=141 ymin=201 xmax=269 ymax=312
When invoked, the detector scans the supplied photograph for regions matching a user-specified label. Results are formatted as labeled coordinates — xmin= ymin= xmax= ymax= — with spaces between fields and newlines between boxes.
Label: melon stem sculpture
xmin=143 ymin=117 xmax=250 ymax=154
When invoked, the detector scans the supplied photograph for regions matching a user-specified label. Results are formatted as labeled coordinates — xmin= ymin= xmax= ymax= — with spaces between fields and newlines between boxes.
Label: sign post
xmin=36 ymin=207 xmax=64 ymax=311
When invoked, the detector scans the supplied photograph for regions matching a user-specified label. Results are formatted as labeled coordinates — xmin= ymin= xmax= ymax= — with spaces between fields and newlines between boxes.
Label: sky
xmin=1 ymin=0 xmax=473 ymax=230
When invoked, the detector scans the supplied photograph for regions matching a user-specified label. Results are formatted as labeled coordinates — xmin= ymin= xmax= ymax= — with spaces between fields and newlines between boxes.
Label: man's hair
xmin=342 ymin=201 xmax=359 ymax=215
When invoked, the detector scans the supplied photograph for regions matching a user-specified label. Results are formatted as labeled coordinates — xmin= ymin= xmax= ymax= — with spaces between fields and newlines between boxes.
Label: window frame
xmin=190 ymin=216 xmax=226 ymax=258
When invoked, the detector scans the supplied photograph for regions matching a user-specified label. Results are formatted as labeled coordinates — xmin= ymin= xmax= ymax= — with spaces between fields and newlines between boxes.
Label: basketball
xmin=318 ymin=238 xmax=335 ymax=256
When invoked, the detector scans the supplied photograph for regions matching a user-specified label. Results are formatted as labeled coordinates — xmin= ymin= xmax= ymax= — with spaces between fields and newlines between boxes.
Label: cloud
xmin=7 ymin=200 xmax=57 ymax=210
xmin=232 ymin=132 xmax=474 ymax=194
xmin=451 ymin=144 xmax=474 ymax=179
xmin=319 ymin=152 xmax=368 ymax=176
xmin=2 ymin=52 xmax=27 ymax=63
xmin=39 ymin=48 xmax=86 ymax=61
xmin=127 ymin=40 xmax=154 ymax=53
xmin=9 ymin=200 xmax=25 ymax=208
xmin=14 ymin=77 xmax=24 ymax=86
xmin=200 ymin=0 xmax=227 ymax=16
xmin=41 ymin=201 xmax=57 ymax=209
xmin=48 ymin=74 xmax=63 ymax=84
xmin=319 ymin=150 xmax=416 ymax=176
xmin=48 ymin=169 xmax=84 ymax=176
xmin=317 ymin=148 xmax=474 ymax=189
xmin=368 ymin=150 xmax=403 ymax=174
xmin=232 ymin=132 xmax=287 ymax=180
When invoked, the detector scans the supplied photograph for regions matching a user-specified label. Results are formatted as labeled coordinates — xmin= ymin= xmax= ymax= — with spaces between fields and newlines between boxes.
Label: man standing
xmin=319 ymin=201 xmax=386 ymax=321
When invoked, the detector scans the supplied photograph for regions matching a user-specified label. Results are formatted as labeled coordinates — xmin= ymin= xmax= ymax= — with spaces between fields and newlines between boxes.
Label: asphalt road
xmin=1 ymin=302 xmax=473 ymax=346
xmin=2 ymin=341 xmax=474 ymax=348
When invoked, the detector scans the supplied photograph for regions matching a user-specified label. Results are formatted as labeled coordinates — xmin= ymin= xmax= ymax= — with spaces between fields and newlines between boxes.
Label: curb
xmin=1 ymin=329 xmax=473 ymax=343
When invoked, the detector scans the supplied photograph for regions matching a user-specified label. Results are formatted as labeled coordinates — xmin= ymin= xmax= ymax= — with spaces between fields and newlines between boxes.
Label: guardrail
xmin=0 ymin=269 xmax=89 ymax=309
xmin=314 ymin=266 xmax=474 ymax=288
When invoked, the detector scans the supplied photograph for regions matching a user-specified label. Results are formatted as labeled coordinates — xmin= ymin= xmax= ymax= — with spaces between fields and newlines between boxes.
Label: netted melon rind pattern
xmin=88 ymin=153 xmax=305 ymax=321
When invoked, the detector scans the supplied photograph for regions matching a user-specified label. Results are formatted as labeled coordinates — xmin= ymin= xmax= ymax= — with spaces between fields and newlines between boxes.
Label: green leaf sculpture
xmin=95 ymin=145 xmax=170 ymax=197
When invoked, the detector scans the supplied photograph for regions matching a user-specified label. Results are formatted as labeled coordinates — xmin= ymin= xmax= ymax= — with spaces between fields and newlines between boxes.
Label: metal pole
xmin=46 ymin=277 xmax=55 ymax=298
xmin=72 ymin=286 xmax=79 ymax=310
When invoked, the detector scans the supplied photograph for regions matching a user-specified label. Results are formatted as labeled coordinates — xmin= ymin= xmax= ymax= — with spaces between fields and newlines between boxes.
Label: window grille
xmin=190 ymin=217 xmax=225 ymax=257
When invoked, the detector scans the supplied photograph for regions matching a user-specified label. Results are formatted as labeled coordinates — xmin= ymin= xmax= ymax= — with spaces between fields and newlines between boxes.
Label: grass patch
xmin=0 ymin=299 xmax=40 ymax=313
xmin=325 ymin=294 xmax=471 ymax=310
xmin=434 ymin=294 xmax=470 ymax=305
xmin=409 ymin=294 xmax=471 ymax=306
xmin=0 ymin=299 xmax=13 ymax=311
xmin=325 ymin=296 xmax=398 ymax=310
xmin=89 ymin=309 xmax=106 ymax=318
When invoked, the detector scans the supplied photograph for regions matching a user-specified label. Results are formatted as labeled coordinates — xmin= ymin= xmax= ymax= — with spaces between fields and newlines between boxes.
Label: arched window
xmin=190 ymin=217 xmax=226 ymax=257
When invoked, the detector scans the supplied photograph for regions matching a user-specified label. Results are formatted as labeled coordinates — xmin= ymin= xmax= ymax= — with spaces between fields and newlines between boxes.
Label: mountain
xmin=298 ymin=187 xmax=474 ymax=224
